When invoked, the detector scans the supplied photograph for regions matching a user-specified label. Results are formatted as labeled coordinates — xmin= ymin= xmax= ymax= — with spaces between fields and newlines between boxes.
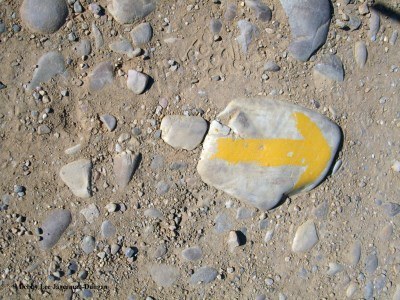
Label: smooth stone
xmin=73 ymin=1 xmax=83 ymax=13
xmin=108 ymin=0 xmax=156 ymax=24
xmin=364 ymin=281 xmax=374 ymax=298
xmin=369 ymin=9 xmax=380 ymax=41
xmin=237 ymin=20 xmax=258 ymax=53
xmin=197 ymin=98 xmax=341 ymax=210
xmin=28 ymin=51 xmax=66 ymax=90
xmin=39 ymin=209 xmax=72 ymax=250
xmin=101 ymin=220 xmax=116 ymax=238
xmin=224 ymin=3 xmax=236 ymax=21
xmin=348 ymin=15 xmax=361 ymax=31
xmin=327 ymin=262 xmax=344 ymax=276
xmin=346 ymin=282 xmax=357 ymax=298
xmin=347 ymin=240 xmax=361 ymax=266
xmin=245 ymin=0 xmax=272 ymax=22
xmin=0 ymin=22 xmax=5 ymax=33
xmin=182 ymin=246 xmax=202 ymax=261
xmin=189 ymin=266 xmax=218 ymax=284
xmin=374 ymin=274 xmax=386 ymax=292
xmin=80 ymin=203 xmax=99 ymax=224
xmin=280 ymin=0 xmax=331 ymax=61
xmin=81 ymin=236 xmax=95 ymax=254
xmin=127 ymin=70 xmax=149 ymax=95
xmin=382 ymin=202 xmax=400 ymax=217
xmin=160 ymin=115 xmax=208 ymax=150
xmin=292 ymin=220 xmax=318 ymax=252
xmin=59 ymin=159 xmax=92 ymax=198
xmin=390 ymin=30 xmax=398 ymax=46
xmin=210 ymin=19 xmax=222 ymax=34
xmin=89 ymin=62 xmax=114 ymax=91
xmin=38 ymin=125 xmax=51 ymax=135
xmin=365 ymin=253 xmax=378 ymax=274
xmin=111 ymin=243 xmax=121 ymax=255
xmin=113 ymin=151 xmax=140 ymax=189
xmin=236 ymin=207 xmax=255 ymax=220
xmin=214 ymin=212 xmax=233 ymax=233
xmin=130 ymin=23 xmax=153 ymax=46
xmin=354 ymin=41 xmax=367 ymax=68
xmin=148 ymin=264 xmax=179 ymax=287
xmin=380 ymin=224 xmax=393 ymax=241
xmin=150 ymin=155 xmax=164 ymax=170
xmin=109 ymin=38 xmax=135 ymax=57
xmin=100 ymin=114 xmax=117 ymax=131
xmin=75 ymin=39 xmax=91 ymax=56
xmin=264 ymin=61 xmax=280 ymax=72
xmin=314 ymin=54 xmax=344 ymax=82
xmin=144 ymin=208 xmax=163 ymax=219
xmin=153 ymin=243 xmax=167 ymax=259
xmin=20 ymin=0 xmax=68 ymax=34
xmin=91 ymin=22 xmax=104 ymax=49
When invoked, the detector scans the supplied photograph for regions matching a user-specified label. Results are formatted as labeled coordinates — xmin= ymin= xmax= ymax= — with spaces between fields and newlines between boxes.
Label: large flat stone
xmin=197 ymin=98 xmax=341 ymax=211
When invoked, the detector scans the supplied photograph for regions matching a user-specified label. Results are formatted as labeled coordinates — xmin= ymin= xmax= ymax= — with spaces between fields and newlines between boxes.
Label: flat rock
xmin=20 ymin=0 xmax=68 ymax=34
xmin=148 ymin=264 xmax=179 ymax=287
xmin=237 ymin=20 xmax=258 ymax=53
xmin=382 ymin=202 xmax=400 ymax=217
xmin=89 ymin=62 xmax=114 ymax=91
xmin=182 ymin=246 xmax=202 ymax=261
xmin=81 ymin=236 xmax=95 ymax=254
xmin=264 ymin=61 xmax=280 ymax=72
xmin=130 ymin=23 xmax=153 ymax=46
xmin=113 ymin=151 xmax=140 ymax=189
xmin=39 ymin=209 xmax=72 ymax=250
xmin=28 ymin=51 xmax=66 ymax=90
xmin=101 ymin=220 xmax=116 ymax=238
xmin=160 ymin=115 xmax=208 ymax=150
xmin=245 ymin=0 xmax=272 ymax=22
xmin=74 ymin=39 xmax=92 ymax=57
xmin=314 ymin=54 xmax=344 ymax=82
xmin=236 ymin=207 xmax=255 ymax=220
xmin=292 ymin=220 xmax=318 ymax=252
xmin=347 ymin=240 xmax=361 ymax=266
xmin=189 ymin=266 xmax=218 ymax=284
xmin=59 ymin=159 xmax=92 ymax=198
xmin=210 ymin=19 xmax=222 ymax=34
xmin=108 ymin=0 xmax=156 ymax=24
xmin=144 ymin=208 xmax=163 ymax=219
xmin=153 ymin=243 xmax=167 ymax=259
xmin=109 ymin=38 xmax=135 ymax=57
xmin=80 ymin=203 xmax=99 ymax=224
xmin=127 ymin=70 xmax=149 ymax=95
xmin=197 ymin=98 xmax=341 ymax=210
xmin=100 ymin=114 xmax=117 ymax=131
xmin=280 ymin=0 xmax=331 ymax=61
xmin=214 ymin=212 xmax=233 ymax=233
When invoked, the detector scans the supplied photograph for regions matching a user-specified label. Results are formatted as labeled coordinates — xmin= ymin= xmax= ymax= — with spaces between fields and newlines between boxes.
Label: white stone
xmin=80 ymin=203 xmax=99 ymax=224
xmin=59 ymin=159 xmax=92 ymax=198
xmin=197 ymin=98 xmax=341 ymax=211
xmin=161 ymin=115 xmax=208 ymax=150
xmin=127 ymin=70 xmax=149 ymax=95
xmin=292 ymin=220 xmax=319 ymax=252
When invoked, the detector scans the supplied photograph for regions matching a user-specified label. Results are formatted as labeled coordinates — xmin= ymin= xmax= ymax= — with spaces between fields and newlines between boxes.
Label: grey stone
xmin=0 ymin=22 xmax=6 ymax=33
xmin=189 ymin=266 xmax=218 ymax=284
xmin=59 ymin=159 xmax=92 ymax=198
xmin=327 ymin=262 xmax=344 ymax=276
xmin=101 ymin=220 xmax=116 ymax=238
xmin=292 ymin=220 xmax=318 ymax=252
xmin=75 ymin=39 xmax=91 ymax=56
xmin=160 ymin=115 xmax=208 ymax=150
xmin=245 ymin=0 xmax=272 ymax=22
xmin=111 ymin=244 xmax=121 ymax=255
xmin=127 ymin=70 xmax=149 ymax=94
xmin=82 ymin=289 xmax=92 ymax=299
xmin=109 ymin=38 xmax=135 ymax=57
xmin=153 ymin=243 xmax=167 ymax=259
xmin=28 ymin=51 xmax=66 ymax=90
xmin=91 ymin=22 xmax=104 ymax=49
xmin=365 ymin=253 xmax=378 ymax=275
xmin=81 ymin=236 xmax=95 ymax=254
xmin=314 ymin=54 xmax=344 ymax=82
xmin=380 ymin=224 xmax=393 ymax=241
xmin=100 ymin=114 xmax=117 ymax=132
xmin=369 ymin=9 xmax=380 ymax=41
xmin=224 ymin=3 xmax=236 ymax=21
xmin=148 ymin=264 xmax=179 ymax=287
xmin=312 ymin=201 xmax=328 ymax=219
xmin=279 ymin=0 xmax=331 ymax=61
xmin=150 ymin=155 xmax=164 ymax=170
xmin=182 ymin=246 xmax=202 ymax=261
xmin=364 ymin=281 xmax=374 ymax=299
xmin=108 ymin=0 xmax=156 ymax=24
xmin=382 ymin=202 xmax=400 ymax=217
xmin=393 ymin=285 xmax=400 ymax=300
xmin=237 ymin=20 xmax=258 ymax=53
xmin=130 ymin=23 xmax=153 ymax=46
xmin=264 ymin=61 xmax=280 ymax=72
xmin=214 ymin=212 xmax=233 ymax=234
xmin=354 ymin=41 xmax=367 ymax=68
xmin=348 ymin=15 xmax=361 ymax=31
xmin=80 ymin=203 xmax=99 ymax=224
xmin=155 ymin=180 xmax=170 ymax=195
xmin=210 ymin=19 xmax=222 ymax=34
xmin=73 ymin=1 xmax=83 ymax=13
xmin=20 ymin=0 xmax=68 ymax=34
xmin=236 ymin=207 xmax=255 ymax=220
xmin=38 ymin=125 xmax=51 ymax=135
xmin=390 ymin=30 xmax=398 ymax=46
xmin=144 ymin=208 xmax=163 ymax=219
xmin=89 ymin=62 xmax=114 ymax=91
xmin=347 ymin=240 xmax=361 ymax=266
xmin=39 ymin=209 xmax=72 ymax=250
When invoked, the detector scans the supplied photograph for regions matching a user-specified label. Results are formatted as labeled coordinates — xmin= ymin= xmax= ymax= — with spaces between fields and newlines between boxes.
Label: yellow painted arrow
xmin=211 ymin=112 xmax=332 ymax=190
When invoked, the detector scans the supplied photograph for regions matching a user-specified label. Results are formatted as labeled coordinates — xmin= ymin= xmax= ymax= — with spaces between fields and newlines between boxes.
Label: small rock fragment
xmin=327 ymin=262 xmax=344 ymax=276
xmin=130 ymin=23 xmax=153 ymax=46
xmin=38 ymin=125 xmax=51 ymax=135
xmin=39 ymin=209 xmax=72 ymax=250
xmin=236 ymin=207 xmax=255 ymax=220
xmin=224 ymin=3 xmax=236 ymax=21
xmin=101 ymin=220 xmax=116 ymax=238
xmin=144 ymin=208 xmax=163 ymax=219
xmin=109 ymin=38 xmax=135 ymax=57
xmin=227 ymin=230 xmax=240 ymax=252
xmin=113 ymin=151 xmax=140 ymax=189
xmin=365 ymin=253 xmax=378 ymax=275
xmin=108 ymin=0 xmax=156 ymax=24
xmin=264 ymin=61 xmax=280 ymax=72
xmin=80 ymin=204 xmax=99 ymax=223
xmin=59 ymin=159 xmax=92 ymax=198
xmin=292 ymin=220 xmax=318 ymax=252
xmin=127 ymin=70 xmax=149 ymax=94
xmin=391 ymin=160 xmax=400 ymax=172
xmin=81 ymin=236 xmax=95 ymax=254
xmin=390 ymin=30 xmax=398 ymax=46
xmin=100 ymin=114 xmax=117 ymax=132
xmin=382 ymin=202 xmax=400 ymax=217
xmin=354 ymin=41 xmax=367 ymax=68
xmin=210 ymin=19 xmax=222 ymax=34
xmin=189 ymin=266 xmax=218 ymax=284
xmin=89 ymin=62 xmax=114 ymax=91
xmin=314 ymin=54 xmax=344 ymax=82
xmin=245 ymin=0 xmax=272 ymax=22
xmin=92 ymin=22 xmax=104 ymax=49
xmin=347 ymin=240 xmax=361 ymax=266
xmin=75 ymin=39 xmax=92 ymax=57
xmin=153 ymin=244 xmax=167 ymax=259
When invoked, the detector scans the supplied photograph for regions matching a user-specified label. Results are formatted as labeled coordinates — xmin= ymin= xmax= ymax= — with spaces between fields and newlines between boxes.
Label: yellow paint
xmin=211 ymin=112 xmax=331 ymax=190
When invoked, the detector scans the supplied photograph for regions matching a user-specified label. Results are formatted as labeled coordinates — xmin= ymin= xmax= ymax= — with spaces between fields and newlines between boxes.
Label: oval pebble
xmin=101 ymin=220 xmax=116 ymax=238
xmin=130 ymin=23 xmax=153 ymax=46
xmin=20 ymin=0 xmax=68 ymax=34
xmin=39 ymin=209 xmax=72 ymax=250
xmin=182 ymin=246 xmax=202 ymax=261
xmin=347 ymin=240 xmax=361 ymax=266
xmin=127 ymin=70 xmax=149 ymax=94
xmin=108 ymin=0 xmax=156 ymax=24
xmin=210 ymin=19 xmax=222 ymax=34
xmin=365 ymin=253 xmax=378 ymax=274
xmin=354 ymin=41 xmax=367 ymax=69
xmin=81 ymin=236 xmax=95 ymax=254
xmin=369 ymin=9 xmax=380 ymax=41
xmin=189 ymin=266 xmax=218 ymax=284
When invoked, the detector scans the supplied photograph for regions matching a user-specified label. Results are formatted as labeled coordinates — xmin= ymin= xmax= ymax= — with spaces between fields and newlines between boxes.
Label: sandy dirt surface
xmin=0 ymin=0 xmax=400 ymax=299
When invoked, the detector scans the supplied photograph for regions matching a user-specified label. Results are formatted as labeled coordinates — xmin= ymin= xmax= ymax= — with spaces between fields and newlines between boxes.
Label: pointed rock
xmin=59 ymin=159 xmax=92 ymax=198
xmin=279 ymin=0 xmax=331 ymax=61
xmin=113 ymin=151 xmax=140 ymax=189
xmin=39 ymin=209 xmax=72 ymax=250
xmin=292 ymin=220 xmax=318 ymax=252
xmin=28 ymin=52 xmax=66 ymax=90
xmin=313 ymin=54 xmax=344 ymax=82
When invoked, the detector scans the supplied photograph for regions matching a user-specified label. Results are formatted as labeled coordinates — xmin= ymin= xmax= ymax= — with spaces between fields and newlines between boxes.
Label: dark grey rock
xmin=280 ymin=0 xmax=331 ymax=61
xmin=39 ymin=209 xmax=72 ymax=250
xmin=101 ymin=220 xmax=116 ymax=238
xmin=189 ymin=266 xmax=218 ymax=284
xmin=210 ymin=19 xmax=222 ymax=34
xmin=20 ymin=0 xmax=68 ymax=34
